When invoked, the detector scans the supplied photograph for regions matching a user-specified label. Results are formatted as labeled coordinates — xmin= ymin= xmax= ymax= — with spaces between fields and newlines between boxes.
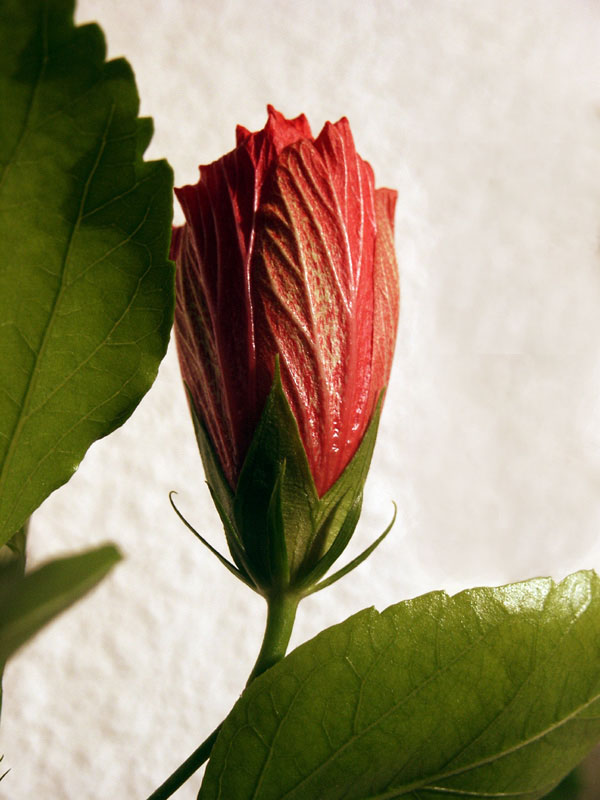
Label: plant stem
xmin=146 ymin=726 xmax=220 ymax=800
xmin=146 ymin=591 xmax=299 ymax=800
xmin=247 ymin=591 xmax=299 ymax=684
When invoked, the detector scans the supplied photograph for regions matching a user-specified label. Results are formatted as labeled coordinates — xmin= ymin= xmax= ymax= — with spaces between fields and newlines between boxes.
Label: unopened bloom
xmin=173 ymin=106 xmax=398 ymax=495
xmin=172 ymin=107 xmax=399 ymax=593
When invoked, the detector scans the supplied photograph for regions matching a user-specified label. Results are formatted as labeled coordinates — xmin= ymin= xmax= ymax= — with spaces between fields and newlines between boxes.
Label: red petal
xmin=265 ymin=104 xmax=313 ymax=149
xmin=377 ymin=186 xmax=397 ymax=234
xmin=235 ymin=124 xmax=251 ymax=146
xmin=174 ymin=109 xmax=399 ymax=495
xmin=174 ymin=108 xmax=312 ymax=487
xmin=251 ymin=118 xmax=377 ymax=495
xmin=371 ymin=188 xmax=400 ymax=400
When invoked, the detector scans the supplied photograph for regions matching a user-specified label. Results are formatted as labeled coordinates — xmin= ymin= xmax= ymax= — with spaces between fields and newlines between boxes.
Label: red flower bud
xmin=172 ymin=107 xmax=399 ymax=498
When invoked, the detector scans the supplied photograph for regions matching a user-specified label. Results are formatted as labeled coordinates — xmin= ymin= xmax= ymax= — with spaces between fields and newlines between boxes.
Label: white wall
xmin=2 ymin=1 xmax=600 ymax=797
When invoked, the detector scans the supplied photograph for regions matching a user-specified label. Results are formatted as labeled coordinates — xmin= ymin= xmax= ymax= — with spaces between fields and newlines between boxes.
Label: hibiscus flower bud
xmin=171 ymin=107 xmax=399 ymax=596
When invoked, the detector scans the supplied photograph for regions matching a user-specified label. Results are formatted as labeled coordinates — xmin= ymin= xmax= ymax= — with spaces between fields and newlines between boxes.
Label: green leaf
xmin=199 ymin=571 xmax=600 ymax=800
xmin=0 ymin=522 xmax=27 ymax=715
xmin=0 ymin=0 xmax=174 ymax=546
xmin=542 ymin=768 xmax=581 ymax=799
xmin=0 ymin=524 xmax=27 ymax=600
xmin=0 ymin=544 xmax=121 ymax=665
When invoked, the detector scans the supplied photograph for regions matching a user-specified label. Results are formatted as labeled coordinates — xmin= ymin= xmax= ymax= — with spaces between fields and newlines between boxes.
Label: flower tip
xmin=265 ymin=104 xmax=287 ymax=127
xmin=264 ymin=105 xmax=313 ymax=148
xmin=169 ymin=225 xmax=182 ymax=261
xmin=376 ymin=187 xmax=398 ymax=230
xmin=315 ymin=115 xmax=357 ymax=160
xmin=173 ymin=183 xmax=197 ymax=223
xmin=236 ymin=124 xmax=251 ymax=146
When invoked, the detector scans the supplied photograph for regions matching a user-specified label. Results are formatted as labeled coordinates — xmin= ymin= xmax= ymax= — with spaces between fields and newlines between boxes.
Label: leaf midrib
xmin=0 ymin=64 xmax=116 ymax=533
xmin=275 ymin=598 xmax=599 ymax=800
xmin=249 ymin=612 xmax=497 ymax=800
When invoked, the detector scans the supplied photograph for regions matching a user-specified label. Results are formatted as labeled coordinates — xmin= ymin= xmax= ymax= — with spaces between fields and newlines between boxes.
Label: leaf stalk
xmin=146 ymin=590 xmax=299 ymax=800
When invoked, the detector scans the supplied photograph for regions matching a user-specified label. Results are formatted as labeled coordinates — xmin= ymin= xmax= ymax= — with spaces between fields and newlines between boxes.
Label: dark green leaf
xmin=0 ymin=544 xmax=121 ymax=664
xmin=543 ymin=768 xmax=581 ymax=799
xmin=0 ymin=524 xmax=27 ymax=601
xmin=200 ymin=571 xmax=600 ymax=800
xmin=0 ymin=0 xmax=174 ymax=546
xmin=0 ymin=522 xmax=27 ymax=715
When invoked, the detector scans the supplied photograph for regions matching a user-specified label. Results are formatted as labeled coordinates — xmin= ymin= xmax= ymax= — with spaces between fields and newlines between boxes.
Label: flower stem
xmin=247 ymin=591 xmax=299 ymax=684
xmin=146 ymin=727 xmax=220 ymax=800
xmin=146 ymin=591 xmax=299 ymax=800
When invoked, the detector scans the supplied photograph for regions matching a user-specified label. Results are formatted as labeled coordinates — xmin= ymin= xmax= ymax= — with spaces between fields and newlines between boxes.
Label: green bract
xmin=184 ymin=366 xmax=391 ymax=597
xmin=200 ymin=571 xmax=600 ymax=800
xmin=0 ymin=0 xmax=174 ymax=546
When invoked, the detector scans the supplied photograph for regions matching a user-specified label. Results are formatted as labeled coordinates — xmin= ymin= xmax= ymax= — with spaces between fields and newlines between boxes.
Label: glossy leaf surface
xmin=200 ymin=571 xmax=600 ymax=800
xmin=0 ymin=0 xmax=174 ymax=545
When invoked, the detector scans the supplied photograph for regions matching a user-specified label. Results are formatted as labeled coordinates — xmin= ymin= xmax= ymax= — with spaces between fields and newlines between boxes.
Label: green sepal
xmin=185 ymin=375 xmax=390 ymax=596
xmin=292 ymin=394 xmax=387 ymax=590
xmin=304 ymin=502 xmax=396 ymax=596
xmin=266 ymin=460 xmax=291 ymax=591
xmin=168 ymin=492 xmax=255 ymax=591
xmin=204 ymin=484 xmax=258 ymax=587
xmin=234 ymin=362 xmax=319 ymax=589
xmin=185 ymin=385 xmax=235 ymax=525
xmin=185 ymin=386 xmax=264 ymax=586
xmin=184 ymin=387 xmax=262 ymax=586
xmin=313 ymin=394 xmax=384 ymax=558
xmin=295 ymin=492 xmax=363 ymax=593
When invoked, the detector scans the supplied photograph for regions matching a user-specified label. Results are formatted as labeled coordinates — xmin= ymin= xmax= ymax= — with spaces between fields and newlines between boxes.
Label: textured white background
xmin=2 ymin=0 xmax=600 ymax=797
